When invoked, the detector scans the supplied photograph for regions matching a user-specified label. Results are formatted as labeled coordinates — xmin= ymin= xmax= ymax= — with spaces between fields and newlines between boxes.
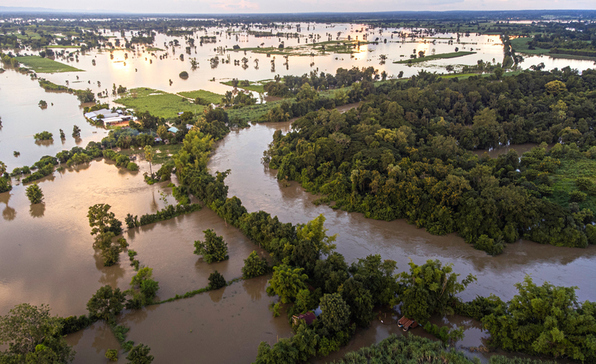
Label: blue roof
xmin=168 ymin=127 xmax=179 ymax=133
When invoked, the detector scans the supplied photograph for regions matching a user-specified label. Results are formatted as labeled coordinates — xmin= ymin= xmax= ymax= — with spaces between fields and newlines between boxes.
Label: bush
xmin=127 ymin=162 xmax=139 ymax=171
xmin=242 ymin=251 xmax=269 ymax=279
xmin=570 ymin=190 xmax=587 ymax=202
xmin=208 ymin=270 xmax=226 ymax=290
xmin=194 ymin=229 xmax=229 ymax=263
xmin=25 ymin=183 xmax=44 ymax=204
xmin=105 ymin=349 xmax=118 ymax=361
xmin=34 ymin=131 xmax=53 ymax=141
xmin=474 ymin=234 xmax=504 ymax=255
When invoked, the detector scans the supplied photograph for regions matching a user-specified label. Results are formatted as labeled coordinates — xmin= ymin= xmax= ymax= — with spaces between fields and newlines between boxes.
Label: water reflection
xmin=65 ymin=322 xmax=122 ymax=364
xmin=120 ymin=277 xmax=293 ymax=364
xmin=0 ymin=160 xmax=175 ymax=317
xmin=29 ymin=203 xmax=45 ymax=218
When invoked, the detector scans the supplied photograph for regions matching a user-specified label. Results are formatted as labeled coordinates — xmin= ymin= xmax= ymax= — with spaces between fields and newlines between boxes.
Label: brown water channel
xmin=208 ymin=122 xmax=596 ymax=303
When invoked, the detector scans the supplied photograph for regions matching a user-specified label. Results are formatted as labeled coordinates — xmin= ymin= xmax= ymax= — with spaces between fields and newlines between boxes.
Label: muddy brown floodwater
xmin=0 ymin=160 xmax=176 ymax=317
xmin=208 ymin=122 xmax=596 ymax=303
xmin=119 ymin=276 xmax=293 ymax=364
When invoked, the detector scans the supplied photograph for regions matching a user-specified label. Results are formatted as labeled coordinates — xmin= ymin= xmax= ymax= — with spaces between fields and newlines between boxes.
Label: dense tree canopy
xmin=266 ymin=68 xmax=596 ymax=254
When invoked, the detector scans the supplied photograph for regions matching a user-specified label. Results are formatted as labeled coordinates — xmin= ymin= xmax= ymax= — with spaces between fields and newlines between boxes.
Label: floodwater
xmin=0 ymin=160 xmax=175 ymax=317
xmin=120 ymin=276 xmax=293 ymax=364
xmin=0 ymin=69 xmax=106 ymax=170
xmin=66 ymin=321 xmax=123 ymax=364
xmin=2 ymin=21 xmax=596 ymax=363
xmin=126 ymin=206 xmax=271 ymax=301
xmin=15 ymin=23 xmax=595 ymax=109
xmin=208 ymin=122 xmax=596 ymax=303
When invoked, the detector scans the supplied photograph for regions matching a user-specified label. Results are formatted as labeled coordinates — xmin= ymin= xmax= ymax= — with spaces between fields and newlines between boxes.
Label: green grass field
xmin=509 ymin=37 xmax=550 ymax=55
xmin=146 ymin=47 xmax=165 ymax=52
xmin=178 ymin=89 xmax=223 ymax=102
xmin=394 ymin=51 xmax=476 ymax=64
xmin=550 ymin=158 xmax=596 ymax=213
xmin=115 ymin=88 xmax=222 ymax=119
xmin=18 ymin=56 xmax=83 ymax=73
xmin=226 ymin=100 xmax=285 ymax=123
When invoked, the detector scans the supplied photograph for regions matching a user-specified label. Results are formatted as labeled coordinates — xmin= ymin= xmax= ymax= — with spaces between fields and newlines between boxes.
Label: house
xmin=397 ymin=316 xmax=418 ymax=332
xmin=292 ymin=311 xmax=317 ymax=326
xmin=168 ymin=126 xmax=179 ymax=133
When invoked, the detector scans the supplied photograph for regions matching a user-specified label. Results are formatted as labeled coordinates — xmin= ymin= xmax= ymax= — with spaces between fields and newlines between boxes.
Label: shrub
xmin=105 ymin=349 xmax=118 ymax=361
xmin=208 ymin=270 xmax=226 ymax=290
xmin=25 ymin=183 xmax=44 ymax=204
xmin=194 ymin=229 xmax=229 ymax=263
xmin=242 ymin=251 xmax=269 ymax=279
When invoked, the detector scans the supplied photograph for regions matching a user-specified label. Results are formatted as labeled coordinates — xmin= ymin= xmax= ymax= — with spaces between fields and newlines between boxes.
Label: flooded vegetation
xmin=1 ymin=9 xmax=596 ymax=364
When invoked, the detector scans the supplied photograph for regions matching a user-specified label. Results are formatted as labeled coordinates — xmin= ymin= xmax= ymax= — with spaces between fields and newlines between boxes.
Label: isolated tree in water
xmin=208 ymin=270 xmax=226 ymax=290
xmin=126 ymin=343 xmax=154 ymax=364
xmin=87 ymin=285 xmax=126 ymax=321
xmin=26 ymin=183 xmax=44 ymax=204
xmin=194 ymin=229 xmax=229 ymax=263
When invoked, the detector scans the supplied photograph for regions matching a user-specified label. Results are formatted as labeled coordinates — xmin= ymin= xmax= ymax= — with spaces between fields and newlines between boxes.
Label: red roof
xmin=398 ymin=316 xmax=418 ymax=329
xmin=297 ymin=312 xmax=317 ymax=325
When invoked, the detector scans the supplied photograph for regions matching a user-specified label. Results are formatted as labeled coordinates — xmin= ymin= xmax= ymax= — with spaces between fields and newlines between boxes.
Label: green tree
xmin=339 ymin=278 xmax=374 ymax=327
xmin=126 ymin=343 xmax=154 ymax=364
xmin=266 ymin=264 xmax=308 ymax=304
xmin=105 ymin=349 xmax=118 ymax=361
xmin=208 ymin=270 xmax=226 ymax=290
xmin=72 ymin=125 xmax=81 ymax=138
xmin=129 ymin=268 xmax=159 ymax=307
xmin=242 ymin=251 xmax=269 ymax=279
xmin=87 ymin=285 xmax=125 ymax=321
xmin=194 ymin=229 xmax=229 ymax=263
xmin=288 ymin=214 xmax=337 ymax=274
xmin=399 ymin=259 xmax=476 ymax=323
xmin=144 ymin=145 xmax=155 ymax=176
xmin=482 ymin=276 xmax=596 ymax=362
xmin=88 ymin=204 xmax=123 ymax=236
xmin=319 ymin=293 xmax=351 ymax=333
xmin=25 ymin=183 xmax=44 ymax=204
xmin=0 ymin=303 xmax=74 ymax=363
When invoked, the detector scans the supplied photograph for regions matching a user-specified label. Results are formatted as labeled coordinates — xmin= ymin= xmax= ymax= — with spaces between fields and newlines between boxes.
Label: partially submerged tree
xmin=242 ymin=251 xmax=269 ymax=279
xmin=208 ymin=270 xmax=226 ymax=290
xmin=194 ymin=229 xmax=229 ymax=263
xmin=87 ymin=285 xmax=126 ymax=321
xmin=25 ymin=183 xmax=44 ymax=204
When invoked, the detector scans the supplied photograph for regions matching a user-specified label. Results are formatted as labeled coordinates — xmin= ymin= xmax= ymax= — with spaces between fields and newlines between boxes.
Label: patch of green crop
xmin=17 ymin=56 xmax=82 ymax=73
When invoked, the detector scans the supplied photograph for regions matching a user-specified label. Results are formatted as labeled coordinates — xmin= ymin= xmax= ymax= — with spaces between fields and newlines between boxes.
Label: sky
xmin=1 ymin=0 xmax=595 ymax=14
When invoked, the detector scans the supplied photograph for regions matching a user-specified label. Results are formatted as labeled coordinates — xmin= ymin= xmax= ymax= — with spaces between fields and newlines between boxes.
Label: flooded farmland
xmin=1 ymin=17 xmax=596 ymax=364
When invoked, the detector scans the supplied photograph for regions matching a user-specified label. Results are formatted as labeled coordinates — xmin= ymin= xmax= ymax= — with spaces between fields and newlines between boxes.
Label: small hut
xmin=397 ymin=316 xmax=418 ymax=332
xmin=292 ymin=312 xmax=317 ymax=326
